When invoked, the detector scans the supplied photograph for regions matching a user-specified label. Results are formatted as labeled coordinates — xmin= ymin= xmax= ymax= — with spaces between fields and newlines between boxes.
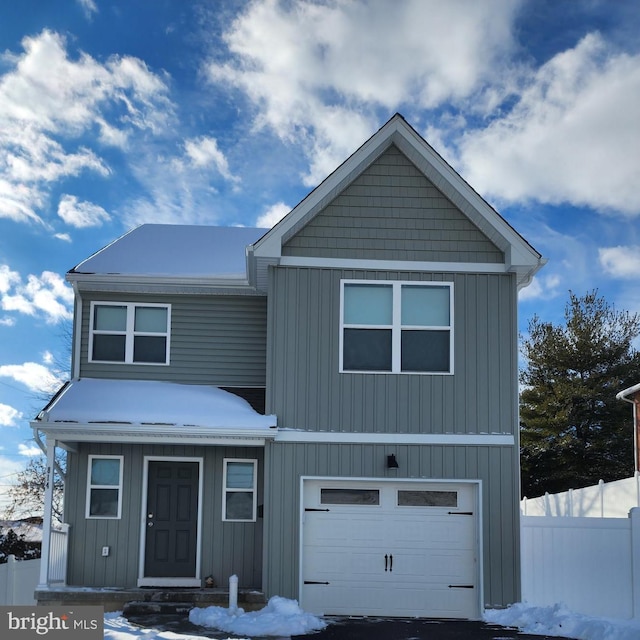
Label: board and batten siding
xmin=282 ymin=144 xmax=504 ymax=264
xmin=266 ymin=267 xmax=518 ymax=435
xmin=78 ymin=292 xmax=267 ymax=387
xmin=64 ymin=443 xmax=264 ymax=589
xmin=262 ymin=441 xmax=520 ymax=608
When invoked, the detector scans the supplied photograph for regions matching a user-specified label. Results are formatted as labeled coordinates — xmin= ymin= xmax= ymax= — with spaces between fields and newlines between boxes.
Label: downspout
xmin=72 ymin=283 xmax=82 ymax=380
xmin=617 ymin=389 xmax=640 ymax=473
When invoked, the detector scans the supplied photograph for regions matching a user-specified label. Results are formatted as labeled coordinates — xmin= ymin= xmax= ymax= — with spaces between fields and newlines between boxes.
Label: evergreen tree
xmin=520 ymin=291 xmax=640 ymax=498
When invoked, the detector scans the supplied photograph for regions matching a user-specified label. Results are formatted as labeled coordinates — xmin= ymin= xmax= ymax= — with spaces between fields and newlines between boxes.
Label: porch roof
xmin=32 ymin=378 xmax=277 ymax=445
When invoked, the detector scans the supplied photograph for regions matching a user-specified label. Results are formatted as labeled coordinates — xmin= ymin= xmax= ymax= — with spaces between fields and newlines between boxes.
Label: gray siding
xmin=282 ymin=145 xmax=504 ymax=263
xmin=266 ymin=267 xmax=518 ymax=435
xmin=64 ymin=443 xmax=264 ymax=589
xmin=262 ymin=442 xmax=520 ymax=608
xmin=79 ymin=292 xmax=266 ymax=387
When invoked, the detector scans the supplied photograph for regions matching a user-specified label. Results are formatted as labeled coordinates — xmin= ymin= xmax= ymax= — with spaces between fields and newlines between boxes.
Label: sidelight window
xmin=86 ymin=455 xmax=123 ymax=518
xmin=223 ymin=459 xmax=257 ymax=522
xmin=340 ymin=280 xmax=453 ymax=373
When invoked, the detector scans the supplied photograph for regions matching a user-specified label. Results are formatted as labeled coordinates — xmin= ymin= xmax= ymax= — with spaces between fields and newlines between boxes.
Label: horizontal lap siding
xmin=65 ymin=443 xmax=264 ymax=589
xmin=267 ymin=267 xmax=517 ymax=435
xmin=282 ymin=145 xmax=503 ymax=264
xmin=79 ymin=293 xmax=267 ymax=387
xmin=263 ymin=442 xmax=520 ymax=608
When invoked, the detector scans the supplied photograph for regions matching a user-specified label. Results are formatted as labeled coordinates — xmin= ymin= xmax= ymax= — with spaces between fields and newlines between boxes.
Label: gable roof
xmin=250 ymin=113 xmax=544 ymax=289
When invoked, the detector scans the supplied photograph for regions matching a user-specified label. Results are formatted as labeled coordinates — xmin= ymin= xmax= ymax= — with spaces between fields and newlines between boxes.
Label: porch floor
xmin=35 ymin=586 xmax=267 ymax=613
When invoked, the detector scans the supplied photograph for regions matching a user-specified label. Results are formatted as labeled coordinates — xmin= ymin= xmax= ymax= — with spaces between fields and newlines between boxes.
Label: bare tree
xmin=4 ymin=454 xmax=65 ymax=523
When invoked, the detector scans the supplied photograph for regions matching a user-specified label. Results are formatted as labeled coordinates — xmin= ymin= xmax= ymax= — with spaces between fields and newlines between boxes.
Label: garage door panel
xmin=302 ymin=480 xmax=479 ymax=618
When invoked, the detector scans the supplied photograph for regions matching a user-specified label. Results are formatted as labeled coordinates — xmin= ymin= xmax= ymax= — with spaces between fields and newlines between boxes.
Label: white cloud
xmin=256 ymin=201 xmax=290 ymax=228
xmin=18 ymin=443 xmax=43 ymax=457
xmin=0 ymin=403 xmax=22 ymax=427
xmin=599 ymin=246 xmax=640 ymax=279
xmin=0 ymin=29 xmax=174 ymax=224
xmin=208 ymin=0 xmax=520 ymax=185
xmin=456 ymin=33 xmax=640 ymax=216
xmin=57 ymin=194 xmax=111 ymax=227
xmin=0 ymin=266 xmax=73 ymax=324
xmin=519 ymin=273 xmax=562 ymax=302
xmin=77 ymin=0 xmax=98 ymax=20
xmin=181 ymin=136 xmax=239 ymax=183
xmin=0 ymin=362 xmax=64 ymax=395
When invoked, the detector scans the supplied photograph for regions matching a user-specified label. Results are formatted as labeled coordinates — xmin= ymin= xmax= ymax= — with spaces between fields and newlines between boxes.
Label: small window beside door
xmin=222 ymin=459 xmax=257 ymax=522
xmin=86 ymin=455 xmax=123 ymax=518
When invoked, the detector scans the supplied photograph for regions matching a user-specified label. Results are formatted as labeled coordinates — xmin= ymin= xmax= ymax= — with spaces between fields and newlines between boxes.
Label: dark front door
xmin=144 ymin=460 xmax=199 ymax=578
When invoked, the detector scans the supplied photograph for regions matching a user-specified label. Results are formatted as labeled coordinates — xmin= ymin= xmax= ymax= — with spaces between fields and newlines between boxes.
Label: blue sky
xmin=0 ymin=0 xmax=639 ymax=508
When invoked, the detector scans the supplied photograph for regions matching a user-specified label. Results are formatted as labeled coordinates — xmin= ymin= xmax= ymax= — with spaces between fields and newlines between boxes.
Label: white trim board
xmin=276 ymin=431 xmax=515 ymax=446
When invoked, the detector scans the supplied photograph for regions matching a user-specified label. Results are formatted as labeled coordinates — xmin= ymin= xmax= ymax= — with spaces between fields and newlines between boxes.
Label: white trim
xmin=37 ymin=438 xmax=57 ymax=589
xmin=281 ymin=256 xmax=507 ymax=273
xmin=72 ymin=289 xmax=82 ymax=379
xmin=340 ymin=279 xmax=454 ymax=374
xmin=137 ymin=456 xmax=204 ymax=587
xmin=33 ymin=421 xmax=275 ymax=446
xmin=298 ymin=476 xmax=483 ymax=618
xmin=222 ymin=458 xmax=258 ymax=522
xmin=85 ymin=455 xmax=124 ymax=519
xmin=89 ymin=301 xmax=171 ymax=365
xmin=277 ymin=431 xmax=515 ymax=446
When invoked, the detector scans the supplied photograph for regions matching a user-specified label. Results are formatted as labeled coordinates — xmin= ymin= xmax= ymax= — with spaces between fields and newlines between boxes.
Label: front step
xmin=123 ymin=588 xmax=267 ymax=617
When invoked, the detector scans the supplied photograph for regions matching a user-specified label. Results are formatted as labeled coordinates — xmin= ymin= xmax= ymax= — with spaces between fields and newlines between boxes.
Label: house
xmin=31 ymin=114 xmax=544 ymax=618
xmin=617 ymin=383 xmax=640 ymax=473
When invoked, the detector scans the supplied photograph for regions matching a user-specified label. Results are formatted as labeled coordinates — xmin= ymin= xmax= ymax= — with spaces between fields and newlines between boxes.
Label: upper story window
xmin=340 ymin=280 xmax=453 ymax=374
xmin=89 ymin=302 xmax=171 ymax=365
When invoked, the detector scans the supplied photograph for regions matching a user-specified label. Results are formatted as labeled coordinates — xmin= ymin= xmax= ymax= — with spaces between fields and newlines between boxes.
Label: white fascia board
xmin=31 ymin=421 xmax=277 ymax=446
xmin=276 ymin=430 xmax=515 ymax=446
xmin=280 ymin=256 xmax=507 ymax=274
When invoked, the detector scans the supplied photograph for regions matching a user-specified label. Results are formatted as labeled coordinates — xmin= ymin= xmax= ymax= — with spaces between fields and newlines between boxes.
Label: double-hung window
xmin=222 ymin=459 xmax=257 ymax=522
xmin=90 ymin=302 xmax=171 ymax=364
xmin=86 ymin=455 xmax=123 ymax=519
xmin=340 ymin=280 xmax=453 ymax=374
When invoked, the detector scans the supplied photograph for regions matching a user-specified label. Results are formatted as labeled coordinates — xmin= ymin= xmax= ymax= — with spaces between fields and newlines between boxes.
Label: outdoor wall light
xmin=387 ymin=454 xmax=399 ymax=469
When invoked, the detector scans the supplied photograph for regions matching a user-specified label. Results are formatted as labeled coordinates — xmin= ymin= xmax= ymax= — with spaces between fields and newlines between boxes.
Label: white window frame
xmin=339 ymin=279 xmax=454 ymax=374
xmin=222 ymin=458 xmax=257 ymax=522
xmin=85 ymin=455 xmax=124 ymax=519
xmin=89 ymin=301 xmax=171 ymax=365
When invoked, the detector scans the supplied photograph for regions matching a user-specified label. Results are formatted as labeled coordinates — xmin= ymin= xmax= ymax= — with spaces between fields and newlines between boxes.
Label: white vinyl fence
xmin=521 ymin=472 xmax=640 ymax=517
xmin=521 ymin=507 xmax=640 ymax=619
xmin=0 ymin=556 xmax=39 ymax=605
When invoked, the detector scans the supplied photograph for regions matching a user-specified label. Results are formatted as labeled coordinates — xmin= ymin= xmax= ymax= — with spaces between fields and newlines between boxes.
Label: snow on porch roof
xmin=36 ymin=378 xmax=277 ymax=431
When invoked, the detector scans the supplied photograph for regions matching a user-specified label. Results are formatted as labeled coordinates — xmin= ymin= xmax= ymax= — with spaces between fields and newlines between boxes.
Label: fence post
xmin=7 ymin=555 xmax=16 ymax=605
xmin=631 ymin=507 xmax=640 ymax=618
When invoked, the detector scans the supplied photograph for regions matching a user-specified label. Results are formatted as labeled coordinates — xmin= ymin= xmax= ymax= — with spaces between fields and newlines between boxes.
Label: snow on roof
xmin=38 ymin=378 xmax=276 ymax=430
xmin=71 ymin=225 xmax=267 ymax=279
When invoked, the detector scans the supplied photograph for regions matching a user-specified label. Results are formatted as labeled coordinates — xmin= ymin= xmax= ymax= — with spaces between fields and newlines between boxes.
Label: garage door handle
xmin=389 ymin=554 xmax=393 ymax=572
xmin=384 ymin=554 xmax=393 ymax=571
xmin=384 ymin=554 xmax=388 ymax=571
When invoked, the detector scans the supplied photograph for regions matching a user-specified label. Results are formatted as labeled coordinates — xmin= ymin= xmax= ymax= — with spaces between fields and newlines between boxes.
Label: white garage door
xmin=301 ymin=479 xmax=480 ymax=618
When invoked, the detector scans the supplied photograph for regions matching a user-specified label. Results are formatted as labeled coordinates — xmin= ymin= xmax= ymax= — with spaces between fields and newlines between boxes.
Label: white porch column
xmin=37 ymin=437 xmax=56 ymax=590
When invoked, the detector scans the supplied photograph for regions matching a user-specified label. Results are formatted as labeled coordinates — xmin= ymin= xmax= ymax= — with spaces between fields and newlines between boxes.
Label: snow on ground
xmin=103 ymin=598 xmax=640 ymax=640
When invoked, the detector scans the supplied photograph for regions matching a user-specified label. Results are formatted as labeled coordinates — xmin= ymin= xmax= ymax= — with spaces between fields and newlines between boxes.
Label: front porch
xmin=35 ymin=585 xmax=267 ymax=613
